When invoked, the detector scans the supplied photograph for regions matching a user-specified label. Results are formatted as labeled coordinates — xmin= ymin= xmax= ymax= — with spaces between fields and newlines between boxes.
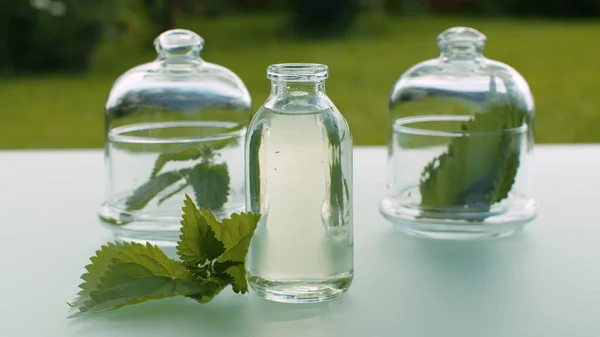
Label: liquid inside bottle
xmin=246 ymin=64 xmax=353 ymax=303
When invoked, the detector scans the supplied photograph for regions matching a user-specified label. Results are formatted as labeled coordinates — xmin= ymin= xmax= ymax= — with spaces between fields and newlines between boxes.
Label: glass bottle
xmin=246 ymin=63 xmax=354 ymax=303
xmin=380 ymin=27 xmax=537 ymax=240
xmin=98 ymin=29 xmax=252 ymax=245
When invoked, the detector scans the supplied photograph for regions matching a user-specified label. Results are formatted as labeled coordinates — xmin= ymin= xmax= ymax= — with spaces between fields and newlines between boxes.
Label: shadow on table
xmin=369 ymin=226 xmax=534 ymax=334
xmin=66 ymin=286 xmax=352 ymax=336
xmin=378 ymin=225 xmax=533 ymax=277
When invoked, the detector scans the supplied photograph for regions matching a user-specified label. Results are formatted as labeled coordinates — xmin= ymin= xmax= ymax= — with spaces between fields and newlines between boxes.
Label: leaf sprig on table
xmin=67 ymin=195 xmax=260 ymax=318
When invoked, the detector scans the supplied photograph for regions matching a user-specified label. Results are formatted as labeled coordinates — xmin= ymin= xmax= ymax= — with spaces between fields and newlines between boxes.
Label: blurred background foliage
xmin=1 ymin=0 xmax=600 ymax=148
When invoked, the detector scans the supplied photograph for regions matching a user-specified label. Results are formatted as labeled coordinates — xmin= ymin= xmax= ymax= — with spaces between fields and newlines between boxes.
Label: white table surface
xmin=1 ymin=146 xmax=599 ymax=337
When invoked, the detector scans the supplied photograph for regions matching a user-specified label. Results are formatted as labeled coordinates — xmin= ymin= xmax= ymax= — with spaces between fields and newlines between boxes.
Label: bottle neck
xmin=154 ymin=29 xmax=205 ymax=71
xmin=440 ymin=43 xmax=484 ymax=61
xmin=159 ymin=57 xmax=203 ymax=73
xmin=436 ymin=27 xmax=487 ymax=62
xmin=270 ymin=80 xmax=326 ymax=96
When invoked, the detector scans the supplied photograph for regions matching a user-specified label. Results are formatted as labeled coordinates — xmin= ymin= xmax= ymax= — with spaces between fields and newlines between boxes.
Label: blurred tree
xmin=507 ymin=0 xmax=600 ymax=17
xmin=383 ymin=0 xmax=428 ymax=14
xmin=110 ymin=0 xmax=150 ymax=37
xmin=199 ymin=0 xmax=230 ymax=17
xmin=459 ymin=0 xmax=504 ymax=15
xmin=0 ymin=0 xmax=113 ymax=75
xmin=423 ymin=0 xmax=600 ymax=17
xmin=108 ymin=0 xmax=197 ymax=41
xmin=371 ymin=0 xmax=386 ymax=14
xmin=425 ymin=0 xmax=471 ymax=11
xmin=229 ymin=0 xmax=287 ymax=12
xmin=143 ymin=0 xmax=175 ymax=34
xmin=287 ymin=0 xmax=360 ymax=38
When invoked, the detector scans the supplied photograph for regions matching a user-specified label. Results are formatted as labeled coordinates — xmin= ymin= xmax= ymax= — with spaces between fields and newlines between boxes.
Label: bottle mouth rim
xmin=267 ymin=63 xmax=328 ymax=81
xmin=437 ymin=26 xmax=486 ymax=48
xmin=155 ymin=29 xmax=204 ymax=57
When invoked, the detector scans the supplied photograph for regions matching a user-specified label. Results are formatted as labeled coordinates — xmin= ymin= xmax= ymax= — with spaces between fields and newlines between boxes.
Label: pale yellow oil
xmin=246 ymin=107 xmax=353 ymax=303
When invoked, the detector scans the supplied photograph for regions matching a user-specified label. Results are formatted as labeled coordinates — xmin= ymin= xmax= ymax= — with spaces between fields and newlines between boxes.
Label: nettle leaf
xmin=176 ymin=195 xmax=225 ymax=268
xmin=69 ymin=242 xmax=132 ymax=308
xmin=124 ymin=170 xmax=187 ymax=211
xmin=212 ymin=136 xmax=238 ymax=151
xmin=189 ymin=162 xmax=230 ymax=210
xmin=116 ymin=242 xmax=187 ymax=277
xmin=157 ymin=181 xmax=190 ymax=205
xmin=203 ymin=210 xmax=261 ymax=293
xmin=419 ymin=101 xmax=525 ymax=212
xmin=176 ymin=197 xmax=259 ymax=294
xmin=68 ymin=242 xmax=219 ymax=318
xmin=151 ymin=145 xmax=206 ymax=179
xmin=184 ymin=282 xmax=228 ymax=304
xmin=492 ymin=133 xmax=521 ymax=202
xmin=215 ymin=260 xmax=247 ymax=294
xmin=68 ymin=197 xmax=261 ymax=318
xmin=216 ymin=212 xmax=261 ymax=263
xmin=213 ymin=260 xmax=243 ymax=274
xmin=78 ymin=265 xmax=216 ymax=316
xmin=151 ymin=127 xmax=240 ymax=178
xmin=418 ymin=74 xmax=527 ymax=214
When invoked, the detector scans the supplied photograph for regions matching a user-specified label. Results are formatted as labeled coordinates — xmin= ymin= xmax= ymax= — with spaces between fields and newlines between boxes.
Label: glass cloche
xmin=98 ymin=29 xmax=252 ymax=244
xmin=380 ymin=27 xmax=537 ymax=240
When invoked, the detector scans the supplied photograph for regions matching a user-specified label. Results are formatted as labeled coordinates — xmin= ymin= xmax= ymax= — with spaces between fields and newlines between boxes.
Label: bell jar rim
xmin=392 ymin=115 xmax=529 ymax=138
xmin=108 ymin=121 xmax=245 ymax=144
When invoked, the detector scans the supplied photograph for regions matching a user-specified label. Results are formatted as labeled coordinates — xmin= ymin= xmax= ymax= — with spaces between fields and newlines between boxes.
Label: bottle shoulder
xmin=252 ymin=92 xmax=348 ymax=123
xmin=248 ymin=100 xmax=351 ymax=144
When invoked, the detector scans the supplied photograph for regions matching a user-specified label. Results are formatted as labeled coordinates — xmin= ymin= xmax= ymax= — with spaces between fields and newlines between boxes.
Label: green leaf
xmin=177 ymin=198 xmax=260 ymax=293
xmin=69 ymin=242 xmax=132 ymax=308
xmin=150 ymin=126 xmax=241 ymax=178
xmin=212 ymin=123 xmax=245 ymax=150
xmin=124 ymin=170 xmax=186 ymax=211
xmin=69 ymin=196 xmax=262 ymax=317
xmin=246 ymin=124 xmax=263 ymax=208
xmin=213 ymin=260 xmax=243 ymax=274
xmin=216 ymin=261 xmax=247 ymax=294
xmin=176 ymin=195 xmax=225 ymax=268
xmin=491 ymin=135 xmax=521 ymax=202
xmin=188 ymin=162 xmax=230 ymax=210
xmin=203 ymin=211 xmax=261 ymax=262
xmin=184 ymin=282 xmax=228 ymax=304
xmin=322 ymin=115 xmax=350 ymax=226
xmin=203 ymin=210 xmax=261 ymax=293
xmin=78 ymin=264 xmax=218 ymax=315
xmin=419 ymin=99 xmax=525 ymax=213
xmin=212 ymin=138 xmax=236 ymax=150
xmin=157 ymin=181 xmax=190 ymax=205
xmin=68 ymin=242 xmax=223 ymax=318
xmin=151 ymin=145 xmax=206 ymax=178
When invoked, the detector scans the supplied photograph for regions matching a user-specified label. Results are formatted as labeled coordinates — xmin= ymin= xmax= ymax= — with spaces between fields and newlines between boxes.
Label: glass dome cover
xmin=380 ymin=27 xmax=536 ymax=239
xmin=98 ymin=29 xmax=252 ymax=244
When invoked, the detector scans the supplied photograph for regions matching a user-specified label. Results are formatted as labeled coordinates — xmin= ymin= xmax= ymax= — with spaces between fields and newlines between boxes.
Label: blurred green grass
xmin=1 ymin=13 xmax=599 ymax=149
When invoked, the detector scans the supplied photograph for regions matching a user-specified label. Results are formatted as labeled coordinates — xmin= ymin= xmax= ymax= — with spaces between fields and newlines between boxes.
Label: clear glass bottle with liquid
xmin=98 ymin=29 xmax=252 ymax=244
xmin=246 ymin=63 xmax=354 ymax=303
xmin=380 ymin=27 xmax=537 ymax=240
